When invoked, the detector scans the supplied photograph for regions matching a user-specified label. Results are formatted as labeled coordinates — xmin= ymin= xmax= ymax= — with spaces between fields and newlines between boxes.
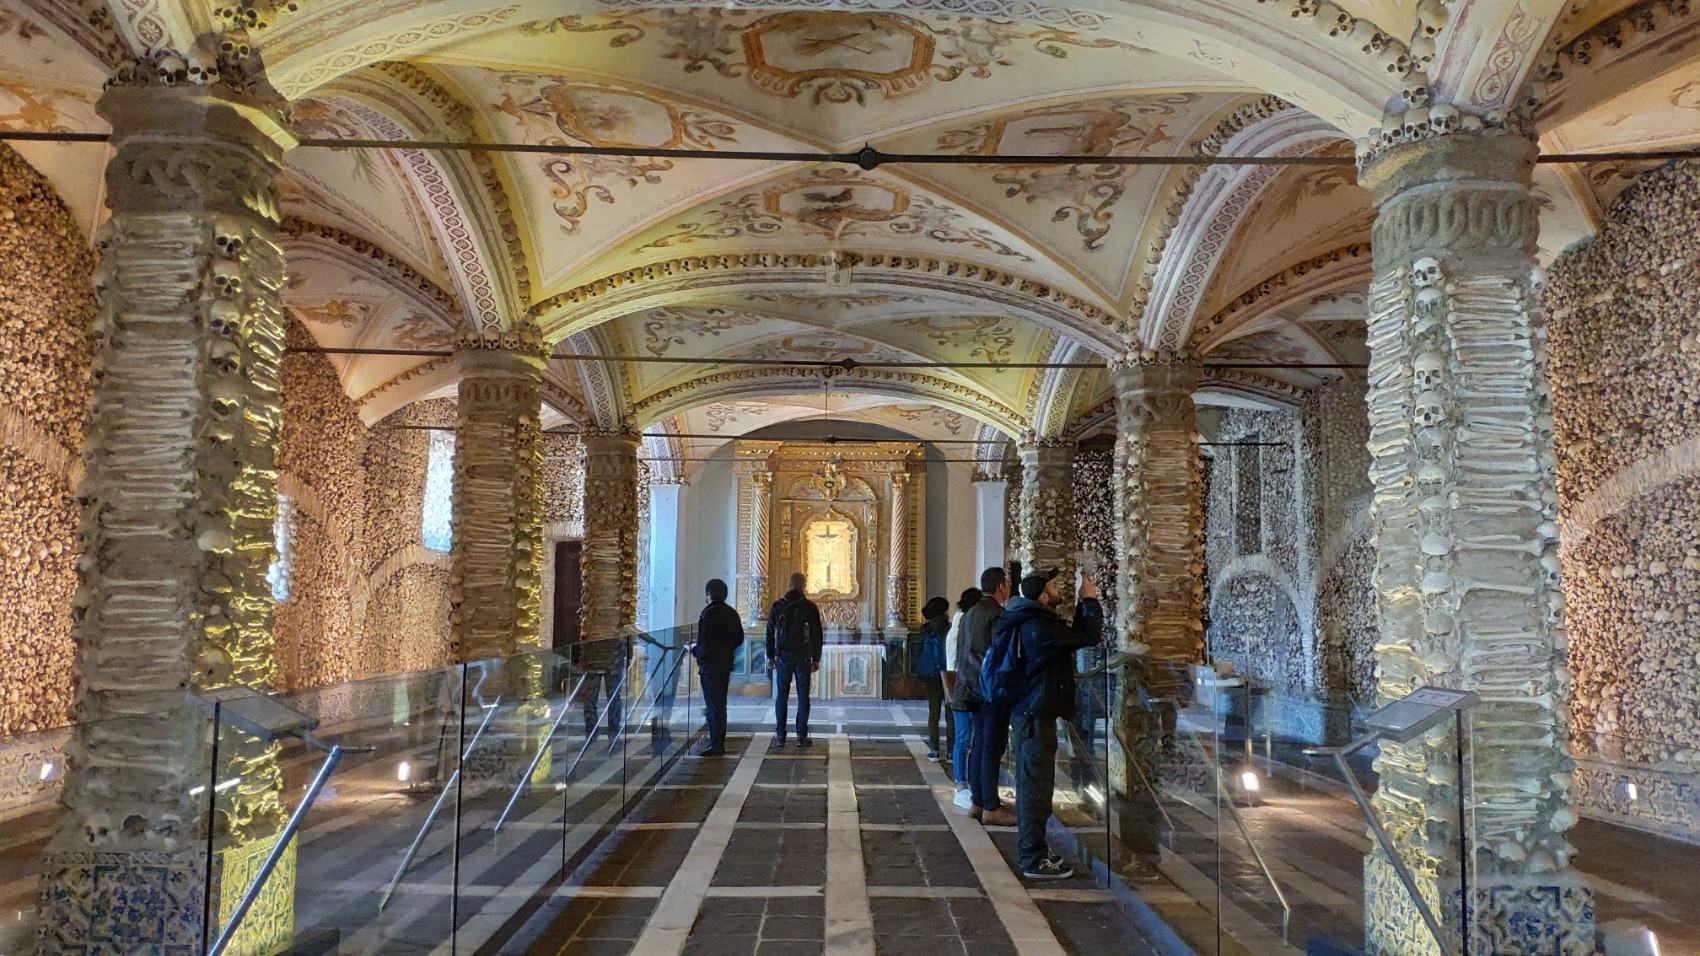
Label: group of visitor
xmin=683 ymin=564 xmax=1101 ymax=881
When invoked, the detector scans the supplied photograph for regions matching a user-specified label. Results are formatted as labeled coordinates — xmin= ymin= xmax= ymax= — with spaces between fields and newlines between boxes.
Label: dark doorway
xmin=553 ymin=539 xmax=583 ymax=647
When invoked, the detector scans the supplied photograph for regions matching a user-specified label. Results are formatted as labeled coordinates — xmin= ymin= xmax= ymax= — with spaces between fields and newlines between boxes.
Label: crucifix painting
xmin=803 ymin=513 xmax=858 ymax=598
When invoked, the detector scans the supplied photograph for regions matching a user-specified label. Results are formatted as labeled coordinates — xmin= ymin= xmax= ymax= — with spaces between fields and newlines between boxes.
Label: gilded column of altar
xmin=1109 ymin=354 xmax=1203 ymax=867
xmin=38 ymin=61 xmax=297 ymax=954
xmin=1358 ymin=132 xmax=1590 ymax=955
xmin=1017 ymin=438 xmax=1077 ymax=604
xmin=749 ymin=470 xmax=772 ymax=622
xmin=581 ymin=430 xmax=641 ymax=653
xmin=450 ymin=327 xmax=547 ymax=668
xmin=884 ymin=471 xmax=911 ymax=628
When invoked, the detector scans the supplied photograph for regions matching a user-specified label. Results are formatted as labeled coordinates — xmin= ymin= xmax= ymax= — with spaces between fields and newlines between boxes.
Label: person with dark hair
xmin=914 ymin=596 xmax=952 ymax=759
xmin=766 ymin=571 xmax=824 ymax=748
xmin=944 ymin=586 xmax=981 ymax=805
xmin=960 ymin=566 xmax=1015 ymax=825
xmin=994 ymin=569 xmax=1102 ymax=880
xmin=692 ymin=578 xmax=743 ymax=756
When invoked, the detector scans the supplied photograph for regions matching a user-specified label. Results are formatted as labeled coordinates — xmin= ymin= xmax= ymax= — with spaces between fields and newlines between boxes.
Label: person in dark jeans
xmin=766 ymin=571 xmax=824 ymax=748
xmin=996 ymin=569 xmax=1102 ymax=880
xmin=692 ymin=578 xmax=744 ymax=757
xmin=961 ymin=566 xmax=1015 ymax=826
xmin=914 ymin=596 xmax=951 ymax=760
xmin=1069 ymin=641 xmax=1109 ymax=796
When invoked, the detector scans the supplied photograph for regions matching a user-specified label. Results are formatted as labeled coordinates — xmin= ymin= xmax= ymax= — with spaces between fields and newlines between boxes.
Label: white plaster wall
xmin=926 ymin=457 xmax=984 ymax=605
xmin=678 ymin=448 xmax=739 ymax=615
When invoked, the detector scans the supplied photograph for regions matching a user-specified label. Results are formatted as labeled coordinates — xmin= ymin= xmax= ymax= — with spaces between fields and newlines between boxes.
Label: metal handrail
xmin=492 ymin=675 xmax=590 ymax=836
xmin=378 ymin=697 xmax=503 ymax=912
xmin=209 ymin=734 xmax=368 ymax=955
xmin=1308 ymin=736 xmax=1457 ymax=956
xmin=1074 ymin=676 xmax=1176 ymax=847
xmin=608 ymin=640 xmax=692 ymax=753
xmin=565 ymin=668 xmax=629 ymax=779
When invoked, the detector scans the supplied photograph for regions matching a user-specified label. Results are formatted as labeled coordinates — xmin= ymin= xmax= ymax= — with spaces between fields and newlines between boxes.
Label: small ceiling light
xmin=1240 ymin=770 xmax=1261 ymax=792
xmin=397 ymin=761 xmax=412 ymax=783
xmin=1627 ymin=782 xmax=1640 ymax=802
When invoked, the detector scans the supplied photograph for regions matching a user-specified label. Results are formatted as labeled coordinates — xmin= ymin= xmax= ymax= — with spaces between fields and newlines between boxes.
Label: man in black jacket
xmin=994 ymin=570 xmax=1102 ymax=880
xmin=693 ymin=578 xmax=744 ymax=757
xmin=766 ymin=571 xmax=824 ymax=748
xmin=959 ymin=567 xmax=1015 ymax=824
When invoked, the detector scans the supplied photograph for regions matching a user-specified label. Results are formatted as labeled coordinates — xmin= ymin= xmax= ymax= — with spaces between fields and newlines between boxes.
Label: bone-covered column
xmin=581 ymin=429 xmax=641 ymax=644
xmin=449 ymin=327 xmax=546 ymax=664
xmin=1359 ymin=132 xmax=1591 ymax=955
xmin=885 ymin=470 xmax=911 ymax=628
xmin=1109 ymin=353 xmax=1203 ymax=865
xmin=1017 ymin=437 xmax=1077 ymax=602
xmin=38 ymin=68 xmax=295 ymax=953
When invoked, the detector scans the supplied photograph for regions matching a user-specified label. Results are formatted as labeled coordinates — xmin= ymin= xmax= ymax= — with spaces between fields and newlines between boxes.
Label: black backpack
xmin=770 ymin=597 xmax=808 ymax=658
xmin=978 ymin=618 xmax=1028 ymax=707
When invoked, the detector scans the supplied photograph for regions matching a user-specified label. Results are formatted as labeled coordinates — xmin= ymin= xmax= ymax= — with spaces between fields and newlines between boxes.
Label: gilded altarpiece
xmin=734 ymin=442 xmax=923 ymax=698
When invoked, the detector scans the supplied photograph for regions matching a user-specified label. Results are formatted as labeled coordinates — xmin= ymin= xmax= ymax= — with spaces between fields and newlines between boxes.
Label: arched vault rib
xmin=314 ymin=67 xmax=523 ymax=332
xmin=258 ymin=0 xmax=1392 ymax=128
xmin=531 ymin=251 xmax=1123 ymax=356
xmin=1430 ymin=0 xmax=1570 ymax=115
xmin=628 ymin=368 xmax=1025 ymax=436
xmin=1029 ymin=339 xmax=1089 ymax=439
xmin=1189 ymin=242 xmax=1372 ymax=353
xmin=1140 ymin=108 xmax=1345 ymax=352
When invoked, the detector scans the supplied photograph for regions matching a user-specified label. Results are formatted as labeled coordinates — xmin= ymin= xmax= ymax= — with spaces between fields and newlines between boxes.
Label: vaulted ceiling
xmin=2 ymin=0 xmax=1697 ymax=468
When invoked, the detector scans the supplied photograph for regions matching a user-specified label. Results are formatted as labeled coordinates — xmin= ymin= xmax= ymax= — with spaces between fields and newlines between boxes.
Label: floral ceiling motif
xmin=521 ymin=10 xmax=1137 ymax=106
xmin=885 ymin=404 xmax=966 ymax=434
xmin=491 ymin=72 xmax=742 ymax=236
xmin=704 ymin=400 xmax=773 ymax=431
xmin=290 ymin=299 xmax=371 ymax=327
xmin=933 ymin=93 xmax=1201 ymax=251
xmin=637 ymin=166 xmax=1030 ymax=261
xmin=638 ymin=306 xmax=764 ymax=356
xmin=901 ymin=315 xmax=1018 ymax=366
xmin=745 ymin=291 xmax=926 ymax=311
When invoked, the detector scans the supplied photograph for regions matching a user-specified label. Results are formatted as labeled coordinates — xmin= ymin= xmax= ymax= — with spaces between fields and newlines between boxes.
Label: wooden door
xmin=553 ymin=539 xmax=583 ymax=647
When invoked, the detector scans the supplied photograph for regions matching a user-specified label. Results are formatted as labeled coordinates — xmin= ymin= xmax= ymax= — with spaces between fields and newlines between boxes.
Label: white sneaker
xmin=952 ymin=788 xmax=973 ymax=809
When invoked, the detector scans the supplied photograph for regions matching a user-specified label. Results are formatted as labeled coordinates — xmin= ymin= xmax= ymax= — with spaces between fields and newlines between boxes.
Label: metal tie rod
xmin=493 ymin=674 xmax=589 ymax=837
xmin=378 ymin=696 xmax=504 ymax=913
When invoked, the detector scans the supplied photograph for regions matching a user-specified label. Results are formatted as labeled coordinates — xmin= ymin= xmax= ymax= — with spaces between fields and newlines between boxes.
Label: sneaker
xmin=797 ymin=737 xmax=814 ymax=749
xmin=980 ymin=808 xmax=1017 ymax=826
xmin=927 ymin=751 xmax=939 ymax=761
xmin=695 ymin=748 xmax=726 ymax=758
xmin=771 ymin=735 xmax=785 ymax=748
xmin=1022 ymin=857 xmax=1074 ymax=880
xmin=952 ymin=788 xmax=974 ymax=810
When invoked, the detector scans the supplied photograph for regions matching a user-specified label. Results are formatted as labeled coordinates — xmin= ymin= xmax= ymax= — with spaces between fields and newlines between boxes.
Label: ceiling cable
xmin=4 ymin=129 xmax=1694 ymax=168
xmin=390 ymin=424 xmax=1281 ymax=450
xmin=284 ymin=346 xmax=1364 ymax=371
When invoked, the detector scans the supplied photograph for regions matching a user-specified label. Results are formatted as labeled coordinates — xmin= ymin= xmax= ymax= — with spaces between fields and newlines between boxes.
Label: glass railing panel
xmin=450 ymin=645 xmax=588 ymax=949
xmin=209 ymin=662 xmax=465 ymax=955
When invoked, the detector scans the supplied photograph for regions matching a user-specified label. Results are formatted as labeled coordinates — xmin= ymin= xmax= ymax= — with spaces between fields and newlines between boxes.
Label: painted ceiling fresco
xmin=4 ymin=0 xmax=1700 ymax=459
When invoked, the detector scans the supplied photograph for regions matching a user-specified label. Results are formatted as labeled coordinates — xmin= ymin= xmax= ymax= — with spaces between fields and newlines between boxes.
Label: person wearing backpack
xmin=960 ymin=567 xmax=1015 ymax=825
xmin=766 ymin=571 xmax=824 ymax=748
xmin=991 ymin=569 xmax=1102 ymax=880
xmin=913 ymin=596 xmax=951 ymax=760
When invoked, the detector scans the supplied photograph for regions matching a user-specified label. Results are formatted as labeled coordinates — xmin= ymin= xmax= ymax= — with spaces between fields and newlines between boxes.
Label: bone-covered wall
xmin=1548 ymin=160 xmax=1700 ymax=841
xmin=1200 ymin=376 xmax=1377 ymax=738
xmin=0 ymin=145 xmax=93 ymax=737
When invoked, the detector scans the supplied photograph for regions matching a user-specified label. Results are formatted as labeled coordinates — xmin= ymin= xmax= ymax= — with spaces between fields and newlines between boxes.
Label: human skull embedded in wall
xmin=1413 ymin=392 xmax=1446 ymax=429
xmin=1410 ymin=257 xmax=1442 ymax=287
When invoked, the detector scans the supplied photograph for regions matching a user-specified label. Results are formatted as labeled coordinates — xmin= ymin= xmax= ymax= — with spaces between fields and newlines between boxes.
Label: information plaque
xmin=1365 ymin=686 xmax=1480 ymax=743
xmin=187 ymin=685 xmax=319 ymax=742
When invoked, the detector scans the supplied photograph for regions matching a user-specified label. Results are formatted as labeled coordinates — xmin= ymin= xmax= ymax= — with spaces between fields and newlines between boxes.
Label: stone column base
xmin=1365 ymin=855 xmax=1595 ymax=956
xmin=38 ymin=848 xmax=208 ymax=954
xmin=213 ymin=834 xmax=296 ymax=956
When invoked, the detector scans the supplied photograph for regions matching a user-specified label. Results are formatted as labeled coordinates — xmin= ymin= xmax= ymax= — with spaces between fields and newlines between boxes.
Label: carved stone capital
xmin=1360 ymin=132 xmax=1539 ymax=270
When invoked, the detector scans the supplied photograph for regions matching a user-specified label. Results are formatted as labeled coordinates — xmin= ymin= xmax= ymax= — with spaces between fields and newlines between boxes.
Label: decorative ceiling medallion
xmin=704 ymin=400 xmax=770 ymax=431
xmin=640 ymin=167 xmax=1029 ymax=261
xmin=764 ymin=175 xmax=910 ymax=226
xmin=742 ymin=12 xmax=935 ymax=103
xmin=290 ymin=299 xmax=371 ymax=327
